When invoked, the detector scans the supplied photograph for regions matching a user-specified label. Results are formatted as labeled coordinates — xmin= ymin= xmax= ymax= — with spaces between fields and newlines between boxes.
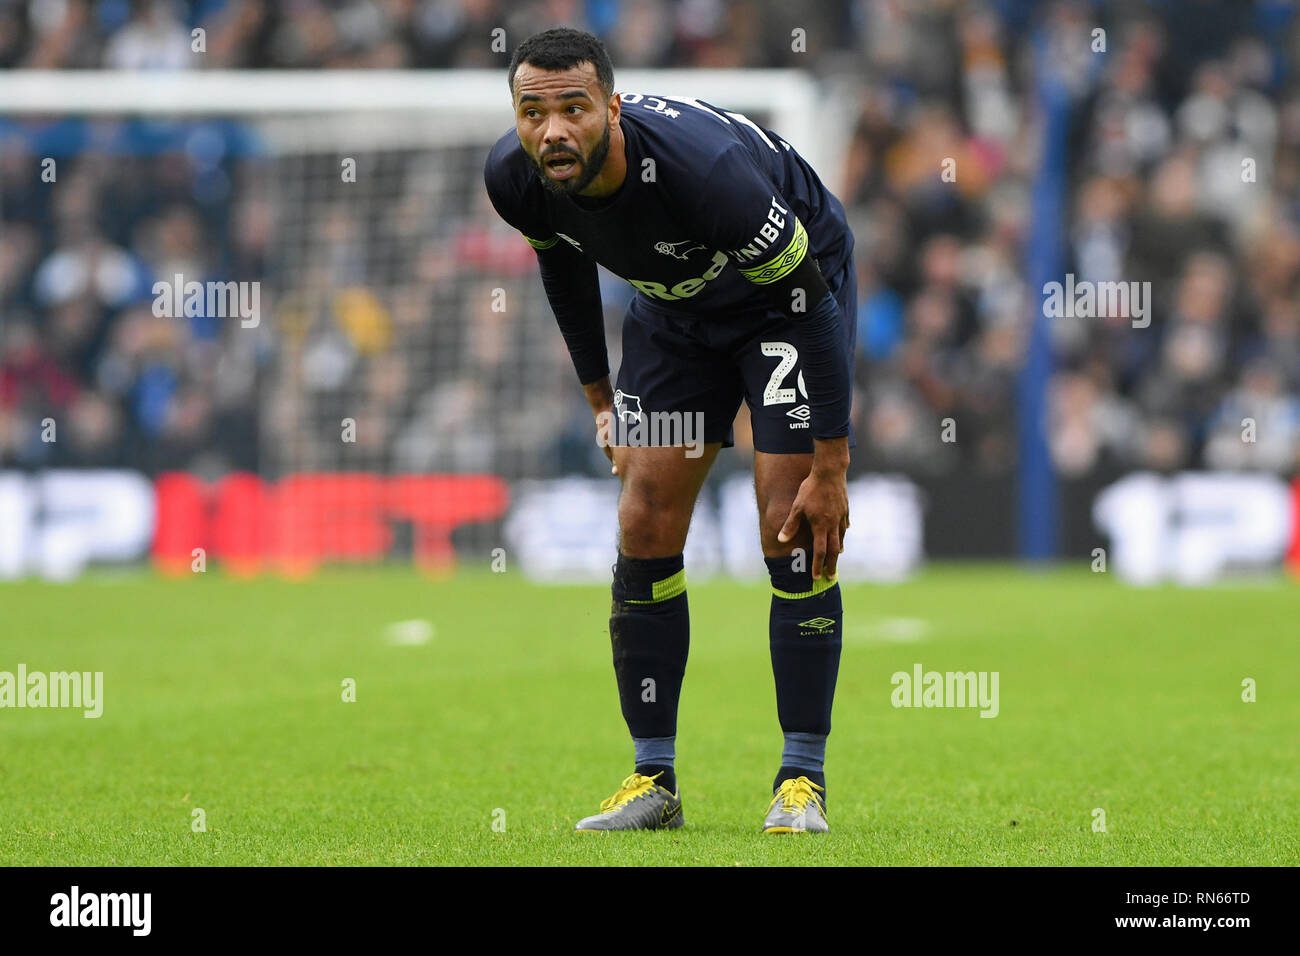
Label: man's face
xmin=513 ymin=61 xmax=615 ymax=196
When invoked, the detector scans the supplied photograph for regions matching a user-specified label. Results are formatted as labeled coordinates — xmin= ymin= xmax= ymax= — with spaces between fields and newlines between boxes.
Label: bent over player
xmin=484 ymin=28 xmax=856 ymax=834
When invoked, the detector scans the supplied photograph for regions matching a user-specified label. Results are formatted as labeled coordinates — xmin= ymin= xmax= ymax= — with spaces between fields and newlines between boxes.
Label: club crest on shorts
xmin=613 ymin=389 xmax=643 ymax=423
xmin=653 ymin=239 xmax=707 ymax=259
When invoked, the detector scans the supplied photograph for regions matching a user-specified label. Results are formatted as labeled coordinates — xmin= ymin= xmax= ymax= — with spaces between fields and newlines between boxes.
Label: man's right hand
xmin=583 ymin=377 xmax=618 ymax=475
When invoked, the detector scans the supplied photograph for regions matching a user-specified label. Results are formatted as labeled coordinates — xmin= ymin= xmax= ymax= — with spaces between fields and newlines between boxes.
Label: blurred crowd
xmin=845 ymin=0 xmax=1300 ymax=478
xmin=2 ymin=0 xmax=1300 ymax=482
xmin=0 ymin=0 xmax=857 ymax=69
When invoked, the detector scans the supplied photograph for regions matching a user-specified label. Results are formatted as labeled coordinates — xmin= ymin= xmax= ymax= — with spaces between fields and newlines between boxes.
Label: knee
xmin=619 ymin=486 xmax=691 ymax=557
xmin=762 ymin=496 xmax=796 ymax=536
xmin=760 ymin=496 xmax=809 ymax=557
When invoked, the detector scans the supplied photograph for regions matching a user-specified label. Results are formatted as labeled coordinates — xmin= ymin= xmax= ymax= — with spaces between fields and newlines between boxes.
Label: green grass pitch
xmin=1 ymin=564 xmax=1296 ymax=866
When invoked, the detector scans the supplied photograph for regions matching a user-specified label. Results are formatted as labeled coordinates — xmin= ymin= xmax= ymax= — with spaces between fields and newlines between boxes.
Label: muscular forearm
xmin=582 ymin=376 xmax=614 ymax=413
xmin=812 ymin=435 xmax=850 ymax=475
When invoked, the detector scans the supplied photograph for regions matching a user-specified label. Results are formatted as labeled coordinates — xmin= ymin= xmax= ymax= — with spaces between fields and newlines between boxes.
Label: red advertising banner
xmin=152 ymin=472 xmax=510 ymax=576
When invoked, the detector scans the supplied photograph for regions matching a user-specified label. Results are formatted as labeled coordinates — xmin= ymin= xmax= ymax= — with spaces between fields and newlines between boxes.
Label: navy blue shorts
xmin=613 ymin=256 xmax=857 ymax=454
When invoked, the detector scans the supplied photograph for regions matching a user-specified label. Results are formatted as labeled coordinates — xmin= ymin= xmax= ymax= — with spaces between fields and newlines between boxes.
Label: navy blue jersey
xmin=484 ymin=93 xmax=854 ymax=319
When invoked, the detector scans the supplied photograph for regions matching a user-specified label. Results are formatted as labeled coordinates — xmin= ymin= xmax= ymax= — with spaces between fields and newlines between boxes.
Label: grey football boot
xmin=574 ymin=772 xmax=683 ymax=832
xmin=762 ymin=776 xmax=829 ymax=833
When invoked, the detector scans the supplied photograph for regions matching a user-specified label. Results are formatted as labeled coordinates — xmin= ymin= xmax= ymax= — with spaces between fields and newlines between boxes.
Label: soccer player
xmin=484 ymin=28 xmax=855 ymax=834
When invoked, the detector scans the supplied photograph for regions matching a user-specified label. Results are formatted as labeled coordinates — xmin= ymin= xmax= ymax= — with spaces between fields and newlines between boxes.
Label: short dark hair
xmin=507 ymin=27 xmax=614 ymax=101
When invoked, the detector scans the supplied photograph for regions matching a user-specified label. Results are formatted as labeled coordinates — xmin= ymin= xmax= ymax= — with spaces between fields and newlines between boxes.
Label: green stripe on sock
xmin=625 ymin=568 xmax=687 ymax=604
xmin=771 ymin=575 xmax=838 ymax=600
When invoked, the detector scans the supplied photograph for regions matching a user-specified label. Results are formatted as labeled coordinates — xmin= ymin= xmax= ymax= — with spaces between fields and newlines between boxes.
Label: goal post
xmin=0 ymin=69 xmax=842 ymax=180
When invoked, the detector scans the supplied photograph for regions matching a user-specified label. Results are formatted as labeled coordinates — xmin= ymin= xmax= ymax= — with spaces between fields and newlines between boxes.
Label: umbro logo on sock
xmin=797 ymin=617 xmax=836 ymax=635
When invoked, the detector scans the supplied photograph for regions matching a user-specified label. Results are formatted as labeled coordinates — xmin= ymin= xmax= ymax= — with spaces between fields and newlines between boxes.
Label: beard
xmin=534 ymin=122 xmax=612 ymax=196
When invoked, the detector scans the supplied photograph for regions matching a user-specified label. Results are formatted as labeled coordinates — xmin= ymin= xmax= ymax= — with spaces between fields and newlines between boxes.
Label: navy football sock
xmin=777 ymin=732 xmax=827 ymax=804
xmin=766 ymin=555 xmax=842 ymax=805
xmin=633 ymin=736 xmax=677 ymax=793
xmin=780 ymin=730 xmax=828 ymax=772
xmin=610 ymin=553 xmax=689 ymax=767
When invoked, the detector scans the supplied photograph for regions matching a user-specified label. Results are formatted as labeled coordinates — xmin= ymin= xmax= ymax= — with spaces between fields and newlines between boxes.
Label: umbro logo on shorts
xmin=787 ymin=404 xmax=811 ymax=429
